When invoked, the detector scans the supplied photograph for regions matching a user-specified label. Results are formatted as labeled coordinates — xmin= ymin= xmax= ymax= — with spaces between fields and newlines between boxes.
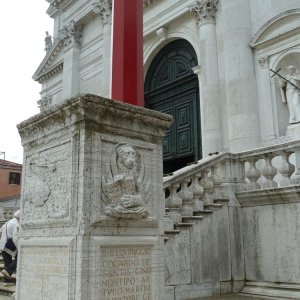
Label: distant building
xmin=0 ymin=159 xmax=22 ymax=200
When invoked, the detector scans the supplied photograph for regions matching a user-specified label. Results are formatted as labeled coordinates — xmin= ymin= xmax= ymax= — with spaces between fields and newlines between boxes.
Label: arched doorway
xmin=145 ymin=39 xmax=202 ymax=174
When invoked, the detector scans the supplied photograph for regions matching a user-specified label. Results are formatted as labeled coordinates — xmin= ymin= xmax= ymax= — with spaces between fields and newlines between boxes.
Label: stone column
xmin=60 ymin=20 xmax=83 ymax=100
xmin=219 ymin=0 xmax=260 ymax=152
xmin=93 ymin=0 xmax=112 ymax=98
xmin=191 ymin=0 xmax=223 ymax=157
xmin=256 ymin=56 xmax=276 ymax=142
xmin=17 ymin=95 xmax=172 ymax=300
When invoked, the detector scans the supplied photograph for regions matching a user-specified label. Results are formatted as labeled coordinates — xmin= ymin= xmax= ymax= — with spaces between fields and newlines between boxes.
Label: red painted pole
xmin=111 ymin=0 xmax=144 ymax=107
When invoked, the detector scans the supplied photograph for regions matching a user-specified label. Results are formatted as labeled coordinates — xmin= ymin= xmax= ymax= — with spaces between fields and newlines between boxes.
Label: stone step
xmin=182 ymin=216 xmax=204 ymax=222
xmin=204 ymin=203 xmax=223 ymax=210
xmin=214 ymin=198 xmax=230 ymax=204
xmin=241 ymin=281 xmax=300 ymax=299
xmin=164 ymin=229 xmax=181 ymax=235
xmin=193 ymin=209 xmax=213 ymax=215
xmin=175 ymin=222 xmax=194 ymax=228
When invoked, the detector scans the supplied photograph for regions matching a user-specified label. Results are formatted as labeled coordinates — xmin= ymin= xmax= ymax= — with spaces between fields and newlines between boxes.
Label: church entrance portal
xmin=145 ymin=40 xmax=202 ymax=174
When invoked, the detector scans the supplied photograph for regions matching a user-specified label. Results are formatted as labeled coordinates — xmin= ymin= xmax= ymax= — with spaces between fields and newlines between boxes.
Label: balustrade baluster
xmin=191 ymin=173 xmax=204 ymax=211
xmin=292 ymin=149 xmax=300 ymax=184
xmin=179 ymin=178 xmax=194 ymax=216
xmin=245 ymin=158 xmax=261 ymax=190
xmin=200 ymin=169 xmax=214 ymax=205
xmin=277 ymin=152 xmax=295 ymax=187
xmin=261 ymin=154 xmax=277 ymax=188
xmin=165 ymin=183 xmax=182 ymax=224
xmin=211 ymin=163 xmax=223 ymax=199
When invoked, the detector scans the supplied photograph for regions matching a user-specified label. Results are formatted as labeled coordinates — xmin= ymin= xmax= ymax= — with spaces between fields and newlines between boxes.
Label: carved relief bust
xmin=102 ymin=143 xmax=149 ymax=220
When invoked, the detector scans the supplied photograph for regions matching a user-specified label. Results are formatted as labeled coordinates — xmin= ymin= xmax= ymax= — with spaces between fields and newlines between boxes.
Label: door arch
xmin=145 ymin=39 xmax=202 ymax=174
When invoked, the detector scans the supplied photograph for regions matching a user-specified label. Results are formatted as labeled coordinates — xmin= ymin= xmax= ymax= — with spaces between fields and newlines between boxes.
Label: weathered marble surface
xmin=242 ymin=201 xmax=300 ymax=283
xmin=17 ymin=95 xmax=172 ymax=300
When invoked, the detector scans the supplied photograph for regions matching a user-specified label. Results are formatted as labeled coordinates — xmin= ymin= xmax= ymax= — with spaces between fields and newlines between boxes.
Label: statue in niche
xmin=102 ymin=143 xmax=150 ymax=220
xmin=280 ymin=65 xmax=300 ymax=124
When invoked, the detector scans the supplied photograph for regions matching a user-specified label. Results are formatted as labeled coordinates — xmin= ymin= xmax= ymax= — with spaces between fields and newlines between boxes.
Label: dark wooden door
xmin=145 ymin=40 xmax=201 ymax=174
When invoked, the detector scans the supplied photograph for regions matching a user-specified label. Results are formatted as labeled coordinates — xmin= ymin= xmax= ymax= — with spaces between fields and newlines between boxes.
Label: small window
xmin=9 ymin=172 xmax=21 ymax=185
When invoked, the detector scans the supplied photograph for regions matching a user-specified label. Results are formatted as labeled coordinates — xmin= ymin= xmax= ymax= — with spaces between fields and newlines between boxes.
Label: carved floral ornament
xmin=191 ymin=0 xmax=218 ymax=25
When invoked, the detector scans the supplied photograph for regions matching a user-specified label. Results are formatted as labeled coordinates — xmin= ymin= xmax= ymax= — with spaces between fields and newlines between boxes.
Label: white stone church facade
xmin=36 ymin=0 xmax=300 ymax=159
xmin=24 ymin=0 xmax=300 ymax=299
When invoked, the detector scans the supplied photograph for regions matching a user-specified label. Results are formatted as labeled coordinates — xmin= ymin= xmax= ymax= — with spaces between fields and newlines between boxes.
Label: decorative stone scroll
xmin=191 ymin=0 xmax=218 ymax=24
xmin=92 ymin=0 xmax=112 ymax=25
xmin=102 ymin=143 xmax=150 ymax=220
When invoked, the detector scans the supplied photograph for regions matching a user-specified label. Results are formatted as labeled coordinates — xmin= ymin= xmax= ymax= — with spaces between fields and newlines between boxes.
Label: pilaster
xmin=191 ymin=0 xmax=222 ymax=156
xmin=219 ymin=0 xmax=260 ymax=152
xmin=92 ymin=0 xmax=112 ymax=98
xmin=256 ymin=56 xmax=276 ymax=141
xmin=59 ymin=20 xmax=83 ymax=100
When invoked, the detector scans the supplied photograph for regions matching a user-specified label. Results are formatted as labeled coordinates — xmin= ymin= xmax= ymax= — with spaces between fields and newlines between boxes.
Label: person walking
xmin=0 ymin=210 xmax=20 ymax=282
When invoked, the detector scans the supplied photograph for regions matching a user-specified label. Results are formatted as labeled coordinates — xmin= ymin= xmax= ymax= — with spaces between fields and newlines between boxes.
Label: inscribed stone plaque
xmin=100 ymin=246 xmax=152 ymax=300
xmin=18 ymin=246 xmax=69 ymax=300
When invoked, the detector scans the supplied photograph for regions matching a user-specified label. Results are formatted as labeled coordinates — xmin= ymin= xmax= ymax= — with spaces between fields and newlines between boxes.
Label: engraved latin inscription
xmin=19 ymin=247 xmax=69 ymax=300
xmin=101 ymin=247 xmax=152 ymax=300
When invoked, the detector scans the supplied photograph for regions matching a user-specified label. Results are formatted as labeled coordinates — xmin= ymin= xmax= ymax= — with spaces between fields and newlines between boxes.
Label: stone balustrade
xmin=163 ymin=140 xmax=300 ymax=226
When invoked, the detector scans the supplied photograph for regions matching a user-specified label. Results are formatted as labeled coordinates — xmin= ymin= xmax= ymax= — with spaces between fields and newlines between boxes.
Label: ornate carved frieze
xmin=102 ymin=143 xmax=150 ymax=220
xmin=58 ymin=20 xmax=83 ymax=47
xmin=92 ymin=0 xmax=112 ymax=25
xmin=191 ymin=0 xmax=218 ymax=25
xmin=37 ymin=96 xmax=52 ymax=112
xmin=258 ymin=56 xmax=270 ymax=69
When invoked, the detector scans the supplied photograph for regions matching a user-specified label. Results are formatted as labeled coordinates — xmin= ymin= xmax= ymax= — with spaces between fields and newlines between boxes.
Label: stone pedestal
xmin=16 ymin=95 xmax=172 ymax=300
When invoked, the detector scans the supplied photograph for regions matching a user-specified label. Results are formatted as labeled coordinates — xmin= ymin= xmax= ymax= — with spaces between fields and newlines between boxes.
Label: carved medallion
xmin=102 ymin=143 xmax=150 ymax=220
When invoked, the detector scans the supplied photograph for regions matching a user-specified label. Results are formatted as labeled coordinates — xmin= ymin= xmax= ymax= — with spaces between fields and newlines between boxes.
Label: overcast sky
xmin=0 ymin=1 xmax=53 ymax=163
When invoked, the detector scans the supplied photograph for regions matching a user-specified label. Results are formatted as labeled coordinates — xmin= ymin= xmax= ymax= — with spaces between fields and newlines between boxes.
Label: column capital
xmin=191 ymin=0 xmax=218 ymax=25
xmin=258 ymin=56 xmax=270 ymax=69
xmin=58 ymin=20 xmax=83 ymax=48
xmin=92 ymin=0 xmax=112 ymax=25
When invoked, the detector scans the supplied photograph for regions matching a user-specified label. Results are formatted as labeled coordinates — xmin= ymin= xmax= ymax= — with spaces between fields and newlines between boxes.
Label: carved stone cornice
xmin=39 ymin=63 xmax=64 ymax=83
xmin=191 ymin=0 xmax=218 ymax=25
xmin=92 ymin=0 xmax=112 ymax=25
xmin=58 ymin=20 xmax=83 ymax=47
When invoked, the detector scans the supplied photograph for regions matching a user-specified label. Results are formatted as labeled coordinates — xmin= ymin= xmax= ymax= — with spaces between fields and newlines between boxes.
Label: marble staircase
xmin=162 ymin=140 xmax=300 ymax=299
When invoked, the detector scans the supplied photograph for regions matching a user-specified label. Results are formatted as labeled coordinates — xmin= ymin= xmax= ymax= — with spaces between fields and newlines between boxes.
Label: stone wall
xmin=240 ymin=190 xmax=300 ymax=283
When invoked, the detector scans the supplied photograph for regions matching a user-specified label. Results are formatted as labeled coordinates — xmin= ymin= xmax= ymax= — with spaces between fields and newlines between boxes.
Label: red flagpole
xmin=111 ymin=0 xmax=144 ymax=107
